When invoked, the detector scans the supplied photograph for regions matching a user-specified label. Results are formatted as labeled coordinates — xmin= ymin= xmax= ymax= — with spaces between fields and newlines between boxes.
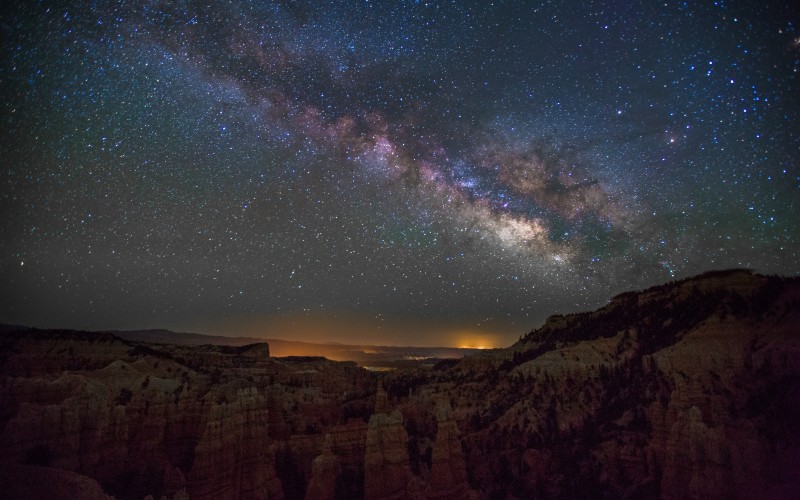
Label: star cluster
xmin=2 ymin=0 xmax=798 ymax=346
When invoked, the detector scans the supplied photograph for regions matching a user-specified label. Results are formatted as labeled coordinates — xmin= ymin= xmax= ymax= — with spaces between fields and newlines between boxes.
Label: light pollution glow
xmin=185 ymin=313 xmax=509 ymax=349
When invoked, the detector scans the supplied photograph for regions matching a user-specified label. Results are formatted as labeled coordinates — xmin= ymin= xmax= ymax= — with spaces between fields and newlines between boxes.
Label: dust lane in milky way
xmin=1 ymin=1 xmax=798 ymax=345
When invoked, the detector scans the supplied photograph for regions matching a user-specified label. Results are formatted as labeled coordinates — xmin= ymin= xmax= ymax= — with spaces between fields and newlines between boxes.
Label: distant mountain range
xmin=116 ymin=328 xmax=484 ymax=368
xmin=0 ymin=324 xmax=482 ymax=368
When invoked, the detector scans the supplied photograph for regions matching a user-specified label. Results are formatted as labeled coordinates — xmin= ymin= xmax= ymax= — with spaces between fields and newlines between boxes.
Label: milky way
xmin=2 ymin=1 xmax=798 ymax=345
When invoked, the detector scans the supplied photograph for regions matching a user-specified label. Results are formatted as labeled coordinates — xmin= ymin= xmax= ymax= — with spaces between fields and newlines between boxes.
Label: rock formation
xmin=304 ymin=435 xmax=340 ymax=500
xmin=0 ymin=464 xmax=113 ymax=500
xmin=1 ymin=269 xmax=798 ymax=499
xmin=187 ymin=387 xmax=281 ymax=500
xmin=0 ymin=331 xmax=375 ymax=499
xmin=384 ymin=270 xmax=800 ymax=499
xmin=426 ymin=399 xmax=475 ymax=500
xmin=364 ymin=385 xmax=414 ymax=500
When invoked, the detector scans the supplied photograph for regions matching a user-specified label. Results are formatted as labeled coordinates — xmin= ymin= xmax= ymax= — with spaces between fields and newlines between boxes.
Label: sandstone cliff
xmin=426 ymin=399 xmax=476 ymax=500
xmin=0 ymin=333 xmax=375 ymax=500
xmin=364 ymin=385 xmax=415 ymax=500
xmin=1 ymin=269 xmax=798 ymax=499
xmin=304 ymin=435 xmax=340 ymax=500
xmin=384 ymin=270 xmax=800 ymax=499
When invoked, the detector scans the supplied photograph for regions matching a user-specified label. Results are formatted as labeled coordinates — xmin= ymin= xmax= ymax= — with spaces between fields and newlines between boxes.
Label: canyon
xmin=1 ymin=269 xmax=798 ymax=499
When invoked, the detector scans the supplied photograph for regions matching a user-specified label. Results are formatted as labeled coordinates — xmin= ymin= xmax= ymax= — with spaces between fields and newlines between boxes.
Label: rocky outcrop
xmin=188 ymin=387 xmax=281 ymax=500
xmin=0 ymin=330 xmax=378 ymax=499
xmin=0 ymin=464 xmax=113 ymax=500
xmin=1 ymin=270 xmax=798 ymax=499
xmin=328 ymin=418 xmax=369 ymax=471
xmin=364 ymin=386 xmax=414 ymax=500
xmin=267 ymin=384 xmax=290 ymax=440
xmin=374 ymin=383 xmax=390 ymax=414
xmin=426 ymin=400 xmax=475 ymax=500
xmin=304 ymin=435 xmax=340 ymax=500
xmin=384 ymin=270 xmax=800 ymax=499
xmin=0 ymin=331 xmax=135 ymax=378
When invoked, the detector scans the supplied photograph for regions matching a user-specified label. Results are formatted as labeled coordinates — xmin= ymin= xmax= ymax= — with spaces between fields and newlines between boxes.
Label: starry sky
xmin=2 ymin=0 xmax=798 ymax=347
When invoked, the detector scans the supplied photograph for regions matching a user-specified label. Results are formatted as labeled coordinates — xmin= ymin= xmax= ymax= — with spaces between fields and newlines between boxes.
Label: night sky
xmin=2 ymin=1 xmax=798 ymax=347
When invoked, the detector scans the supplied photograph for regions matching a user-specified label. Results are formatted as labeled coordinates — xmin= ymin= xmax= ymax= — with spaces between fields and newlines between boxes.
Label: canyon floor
xmin=1 ymin=269 xmax=799 ymax=499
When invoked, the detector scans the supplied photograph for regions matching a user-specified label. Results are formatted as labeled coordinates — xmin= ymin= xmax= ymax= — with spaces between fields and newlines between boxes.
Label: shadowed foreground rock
xmin=0 ymin=269 xmax=798 ymax=499
xmin=304 ymin=435 xmax=340 ymax=500
xmin=0 ymin=464 xmax=112 ymax=500
xmin=364 ymin=385 xmax=416 ymax=499
xmin=426 ymin=400 xmax=476 ymax=500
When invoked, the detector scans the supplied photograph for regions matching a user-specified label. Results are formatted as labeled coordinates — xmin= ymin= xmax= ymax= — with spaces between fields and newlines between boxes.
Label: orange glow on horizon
xmin=454 ymin=330 xmax=498 ymax=350
xmin=190 ymin=313 xmax=515 ymax=349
